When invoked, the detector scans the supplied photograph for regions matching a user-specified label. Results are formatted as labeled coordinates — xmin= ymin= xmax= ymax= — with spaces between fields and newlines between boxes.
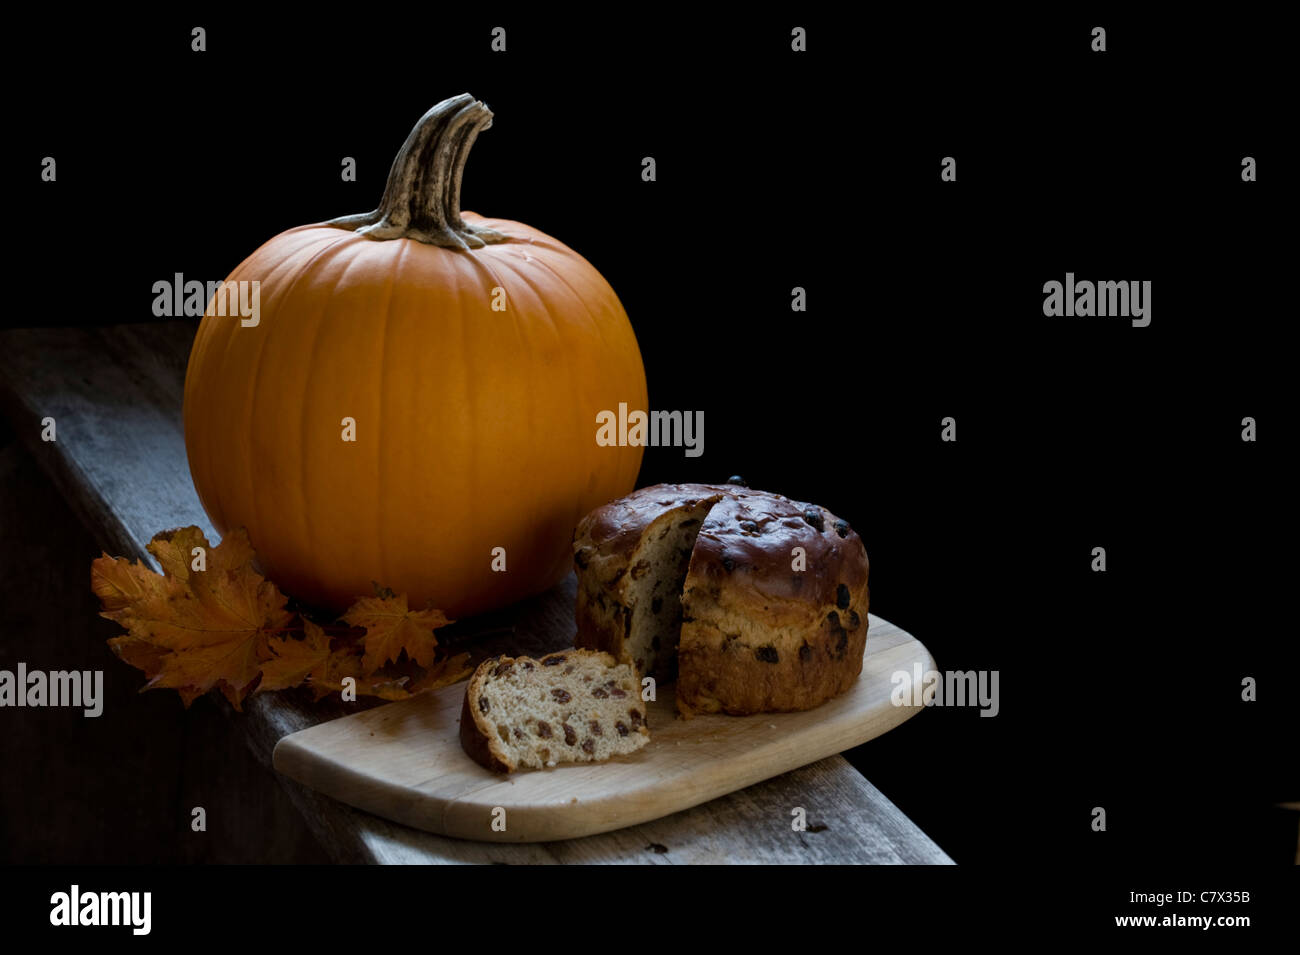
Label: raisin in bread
xmin=573 ymin=483 xmax=869 ymax=717
xmin=459 ymin=649 xmax=650 ymax=773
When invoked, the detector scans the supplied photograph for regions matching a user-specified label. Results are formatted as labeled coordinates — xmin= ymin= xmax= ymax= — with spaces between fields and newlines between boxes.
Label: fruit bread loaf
xmin=573 ymin=482 xmax=869 ymax=717
xmin=459 ymin=649 xmax=650 ymax=773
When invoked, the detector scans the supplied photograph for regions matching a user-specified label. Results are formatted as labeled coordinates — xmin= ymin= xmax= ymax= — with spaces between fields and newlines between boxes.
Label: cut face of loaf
xmin=575 ymin=496 xmax=719 ymax=683
xmin=459 ymin=650 xmax=650 ymax=773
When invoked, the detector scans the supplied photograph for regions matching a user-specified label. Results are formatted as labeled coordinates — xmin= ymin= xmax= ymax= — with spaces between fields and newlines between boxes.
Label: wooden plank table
xmin=0 ymin=321 xmax=953 ymax=864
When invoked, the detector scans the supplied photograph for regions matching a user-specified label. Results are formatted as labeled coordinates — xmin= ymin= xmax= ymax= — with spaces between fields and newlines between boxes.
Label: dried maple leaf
xmin=258 ymin=619 xmax=334 ymax=693
xmin=343 ymin=592 xmax=453 ymax=672
xmin=404 ymin=653 xmax=475 ymax=695
xmin=92 ymin=527 xmax=293 ymax=707
xmin=269 ymin=621 xmax=470 ymax=702
xmin=94 ymin=527 xmax=470 ymax=708
xmin=293 ymin=628 xmax=410 ymax=701
xmin=104 ymin=635 xmax=170 ymax=682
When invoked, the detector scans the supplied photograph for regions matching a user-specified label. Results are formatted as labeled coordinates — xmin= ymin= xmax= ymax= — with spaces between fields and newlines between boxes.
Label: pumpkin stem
xmin=325 ymin=94 xmax=508 ymax=250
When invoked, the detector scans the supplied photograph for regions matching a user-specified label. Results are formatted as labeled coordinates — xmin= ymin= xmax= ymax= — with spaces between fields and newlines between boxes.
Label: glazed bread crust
xmin=573 ymin=483 xmax=870 ymax=716
xmin=676 ymin=492 xmax=869 ymax=715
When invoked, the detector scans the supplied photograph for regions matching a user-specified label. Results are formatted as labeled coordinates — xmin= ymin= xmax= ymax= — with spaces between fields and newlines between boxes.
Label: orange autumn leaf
xmin=404 ymin=653 xmax=475 ymax=695
xmin=317 ymin=655 xmax=473 ymax=702
xmin=92 ymin=526 xmax=469 ymax=708
xmin=343 ymin=591 xmax=453 ymax=672
xmin=286 ymin=623 xmax=436 ymax=702
xmin=92 ymin=527 xmax=293 ymax=706
xmin=258 ymin=621 xmax=427 ymax=701
xmin=258 ymin=619 xmax=334 ymax=693
xmin=104 ymin=635 xmax=170 ymax=682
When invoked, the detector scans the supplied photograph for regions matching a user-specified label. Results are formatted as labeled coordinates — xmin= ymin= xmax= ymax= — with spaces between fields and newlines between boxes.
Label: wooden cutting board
xmin=273 ymin=613 xmax=934 ymax=843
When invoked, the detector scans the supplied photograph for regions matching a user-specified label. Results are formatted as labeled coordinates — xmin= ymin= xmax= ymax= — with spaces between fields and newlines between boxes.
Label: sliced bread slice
xmin=459 ymin=649 xmax=650 ymax=773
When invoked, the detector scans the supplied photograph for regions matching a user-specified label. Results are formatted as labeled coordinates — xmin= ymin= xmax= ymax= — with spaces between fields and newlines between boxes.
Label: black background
xmin=6 ymin=3 xmax=1296 ymax=901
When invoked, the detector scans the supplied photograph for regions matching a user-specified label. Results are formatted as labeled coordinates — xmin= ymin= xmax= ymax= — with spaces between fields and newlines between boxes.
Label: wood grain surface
xmin=0 ymin=321 xmax=954 ymax=864
xmin=274 ymin=614 xmax=934 ymax=842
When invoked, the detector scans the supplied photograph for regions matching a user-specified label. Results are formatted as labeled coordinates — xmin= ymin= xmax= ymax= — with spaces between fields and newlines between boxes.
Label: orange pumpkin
xmin=183 ymin=94 xmax=646 ymax=617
